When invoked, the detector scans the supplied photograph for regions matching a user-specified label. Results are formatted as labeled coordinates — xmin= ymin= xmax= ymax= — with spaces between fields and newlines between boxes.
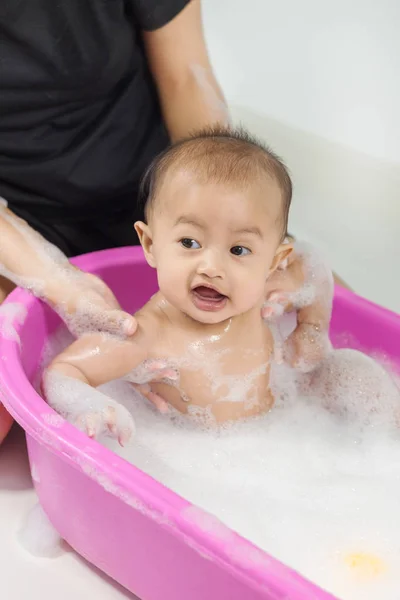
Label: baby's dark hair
xmin=139 ymin=126 xmax=292 ymax=238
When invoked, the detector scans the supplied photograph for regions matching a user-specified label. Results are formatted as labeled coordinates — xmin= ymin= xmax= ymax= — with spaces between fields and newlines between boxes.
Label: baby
xmin=42 ymin=127 xmax=332 ymax=444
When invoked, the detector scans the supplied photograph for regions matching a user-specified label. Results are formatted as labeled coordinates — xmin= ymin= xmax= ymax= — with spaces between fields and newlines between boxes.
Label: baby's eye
xmin=230 ymin=245 xmax=251 ymax=256
xmin=180 ymin=238 xmax=201 ymax=249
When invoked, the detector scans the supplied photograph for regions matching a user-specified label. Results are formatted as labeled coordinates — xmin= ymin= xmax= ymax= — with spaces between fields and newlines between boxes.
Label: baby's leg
xmin=299 ymin=349 xmax=400 ymax=427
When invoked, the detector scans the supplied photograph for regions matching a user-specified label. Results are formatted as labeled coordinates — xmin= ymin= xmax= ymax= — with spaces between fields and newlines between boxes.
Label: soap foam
xmin=0 ymin=302 xmax=27 ymax=344
xmin=43 ymin=369 xmax=135 ymax=446
xmin=102 ymin=366 xmax=400 ymax=600
xmin=18 ymin=503 xmax=64 ymax=558
xmin=41 ymin=326 xmax=400 ymax=600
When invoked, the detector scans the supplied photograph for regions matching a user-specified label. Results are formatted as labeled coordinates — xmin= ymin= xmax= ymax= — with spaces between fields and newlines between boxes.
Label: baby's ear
xmin=134 ymin=222 xmax=156 ymax=268
xmin=269 ymin=243 xmax=293 ymax=274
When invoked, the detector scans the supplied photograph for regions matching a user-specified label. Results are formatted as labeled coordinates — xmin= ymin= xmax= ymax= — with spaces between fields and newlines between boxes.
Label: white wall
xmin=202 ymin=0 xmax=400 ymax=162
xmin=202 ymin=0 xmax=400 ymax=312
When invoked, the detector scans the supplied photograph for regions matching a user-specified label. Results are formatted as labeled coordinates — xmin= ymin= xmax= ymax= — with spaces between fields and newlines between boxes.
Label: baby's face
xmin=138 ymin=169 xmax=288 ymax=325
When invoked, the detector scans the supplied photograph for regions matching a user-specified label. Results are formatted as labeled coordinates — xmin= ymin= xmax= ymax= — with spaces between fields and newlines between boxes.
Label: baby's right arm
xmin=42 ymin=332 xmax=149 ymax=445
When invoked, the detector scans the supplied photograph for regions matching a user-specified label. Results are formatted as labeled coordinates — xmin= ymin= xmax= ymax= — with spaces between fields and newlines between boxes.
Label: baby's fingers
xmin=141 ymin=360 xmax=180 ymax=382
xmin=262 ymin=290 xmax=292 ymax=321
xmin=131 ymin=383 xmax=169 ymax=414
xmin=262 ymin=301 xmax=285 ymax=320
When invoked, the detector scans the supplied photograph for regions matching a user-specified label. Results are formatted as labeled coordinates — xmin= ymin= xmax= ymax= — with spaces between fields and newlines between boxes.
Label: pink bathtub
xmin=0 ymin=247 xmax=399 ymax=600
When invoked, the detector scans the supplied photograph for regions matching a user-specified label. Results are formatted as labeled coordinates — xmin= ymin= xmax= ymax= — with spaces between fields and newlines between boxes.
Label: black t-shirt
xmin=0 ymin=0 xmax=190 ymax=222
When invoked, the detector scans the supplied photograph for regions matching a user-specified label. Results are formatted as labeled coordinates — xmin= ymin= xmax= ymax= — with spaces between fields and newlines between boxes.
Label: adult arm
xmin=142 ymin=0 xmax=229 ymax=141
xmin=0 ymin=205 xmax=136 ymax=336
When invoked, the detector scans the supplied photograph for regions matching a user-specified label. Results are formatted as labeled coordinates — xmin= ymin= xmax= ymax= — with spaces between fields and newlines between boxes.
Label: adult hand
xmin=0 ymin=204 xmax=172 ymax=429
xmin=46 ymin=267 xmax=178 ymax=413
xmin=45 ymin=266 xmax=137 ymax=338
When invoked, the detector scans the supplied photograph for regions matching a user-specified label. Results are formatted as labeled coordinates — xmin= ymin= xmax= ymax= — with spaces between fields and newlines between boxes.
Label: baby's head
xmin=135 ymin=127 xmax=292 ymax=324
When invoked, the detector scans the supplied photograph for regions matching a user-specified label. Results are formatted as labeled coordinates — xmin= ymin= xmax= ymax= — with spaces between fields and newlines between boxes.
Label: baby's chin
xmin=165 ymin=298 xmax=234 ymax=326
xmin=185 ymin=302 xmax=265 ymax=326
xmin=182 ymin=302 xmax=241 ymax=326
xmin=187 ymin=310 xmax=233 ymax=326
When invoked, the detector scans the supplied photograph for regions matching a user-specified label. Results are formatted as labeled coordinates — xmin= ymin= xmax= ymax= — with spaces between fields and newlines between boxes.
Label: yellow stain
xmin=344 ymin=552 xmax=387 ymax=578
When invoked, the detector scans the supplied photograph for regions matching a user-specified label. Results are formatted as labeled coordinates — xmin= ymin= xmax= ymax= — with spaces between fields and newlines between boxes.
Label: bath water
xmin=44 ymin=327 xmax=400 ymax=600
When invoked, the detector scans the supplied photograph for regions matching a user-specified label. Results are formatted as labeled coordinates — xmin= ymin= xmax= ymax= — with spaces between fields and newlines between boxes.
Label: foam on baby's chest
xmin=124 ymin=316 xmax=275 ymax=421
xmin=126 ymin=336 xmax=272 ymax=418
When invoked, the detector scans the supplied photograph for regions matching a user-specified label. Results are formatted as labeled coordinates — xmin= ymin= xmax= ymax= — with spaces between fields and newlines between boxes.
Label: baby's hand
xmin=264 ymin=291 xmax=332 ymax=372
xmin=75 ymin=398 xmax=135 ymax=447
xmin=262 ymin=291 xmax=294 ymax=320
xmin=42 ymin=369 xmax=135 ymax=446
xmin=127 ymin=359 xmax=180 ymax=414
xmin=263 ymin=248 xmax=310 ymax=320
xmin=263 ymin=242 xmax=334 ymax=372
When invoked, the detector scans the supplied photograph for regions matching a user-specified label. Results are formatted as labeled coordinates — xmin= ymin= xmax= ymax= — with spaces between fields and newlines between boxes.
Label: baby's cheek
xmin=157 ymin=260 xmax=183 ymax=297
xmin=235 ymin=274 xmax=265 ymax=310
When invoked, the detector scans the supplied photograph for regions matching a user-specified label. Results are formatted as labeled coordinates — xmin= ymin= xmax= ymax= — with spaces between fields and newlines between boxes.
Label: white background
xmin=1 ymin=2 xmax=400 ymax=600
xmin=203 ymin=0 xmax=400 ymax=162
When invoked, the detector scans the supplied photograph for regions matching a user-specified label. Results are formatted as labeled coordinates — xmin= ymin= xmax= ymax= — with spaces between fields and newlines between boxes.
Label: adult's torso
xmin=0 ymin=0 xmax=169 ymax=221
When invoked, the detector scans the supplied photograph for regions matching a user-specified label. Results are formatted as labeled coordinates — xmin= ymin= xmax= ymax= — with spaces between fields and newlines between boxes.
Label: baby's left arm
xmin=263 ymin=242 xmax=334 ymax=371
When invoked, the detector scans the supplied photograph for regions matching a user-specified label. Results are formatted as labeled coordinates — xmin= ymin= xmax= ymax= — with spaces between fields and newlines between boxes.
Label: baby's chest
xmin=127 ymin=323 xmax=275 ymax=422
xmin=149 ymin=326 xmax=273 ymax=391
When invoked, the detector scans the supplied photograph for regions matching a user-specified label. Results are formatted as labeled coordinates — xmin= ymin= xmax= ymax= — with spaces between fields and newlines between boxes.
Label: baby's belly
xmin=150 ymin=363 xmax=274 ymax=425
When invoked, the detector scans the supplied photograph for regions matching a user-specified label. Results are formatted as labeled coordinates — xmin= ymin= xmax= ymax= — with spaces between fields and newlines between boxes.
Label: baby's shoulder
xmin=135 ymin=292 xmax=162 ymax=321
xmin=133 ymin=293 xmax=168 ymax=342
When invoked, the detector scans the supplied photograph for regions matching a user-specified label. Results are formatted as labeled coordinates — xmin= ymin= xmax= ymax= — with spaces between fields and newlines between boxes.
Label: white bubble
xmin=18 ymin=503 xmax=64 ymax=558
xmin=30 ymin=463 xmax=40 ymax=484
xmin=39 ymin=323 xmax=400 ymax=600
xmin=0 ymin=302 xmax=27 ymax=344
xmin=100 ymin=354 xmax=399 ymax=600
xmin=43 ymin=369 xmax=135 ymax=445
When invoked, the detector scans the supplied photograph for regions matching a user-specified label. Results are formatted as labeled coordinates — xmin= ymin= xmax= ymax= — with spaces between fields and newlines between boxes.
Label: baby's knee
xmin=304 ymin=349 xmax=400 ymax=425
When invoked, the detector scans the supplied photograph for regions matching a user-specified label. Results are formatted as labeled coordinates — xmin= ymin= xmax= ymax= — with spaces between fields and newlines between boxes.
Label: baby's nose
xmin=197 ymin=251 xmax=224 ymax=278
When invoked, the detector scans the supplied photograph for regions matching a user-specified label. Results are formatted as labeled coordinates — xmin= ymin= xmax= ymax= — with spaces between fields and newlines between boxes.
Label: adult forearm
xmin=0 ymin=206 xmax=69 ymax=297
xmin=0 ymin=204 xmax=139 ymax=337
xmin=159 ymin=66 xmax=230 ymax=142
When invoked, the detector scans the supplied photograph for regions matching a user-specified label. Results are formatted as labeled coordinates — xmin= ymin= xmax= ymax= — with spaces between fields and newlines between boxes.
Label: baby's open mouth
xmin=191 ymin=286 xmax=228 ymax=312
